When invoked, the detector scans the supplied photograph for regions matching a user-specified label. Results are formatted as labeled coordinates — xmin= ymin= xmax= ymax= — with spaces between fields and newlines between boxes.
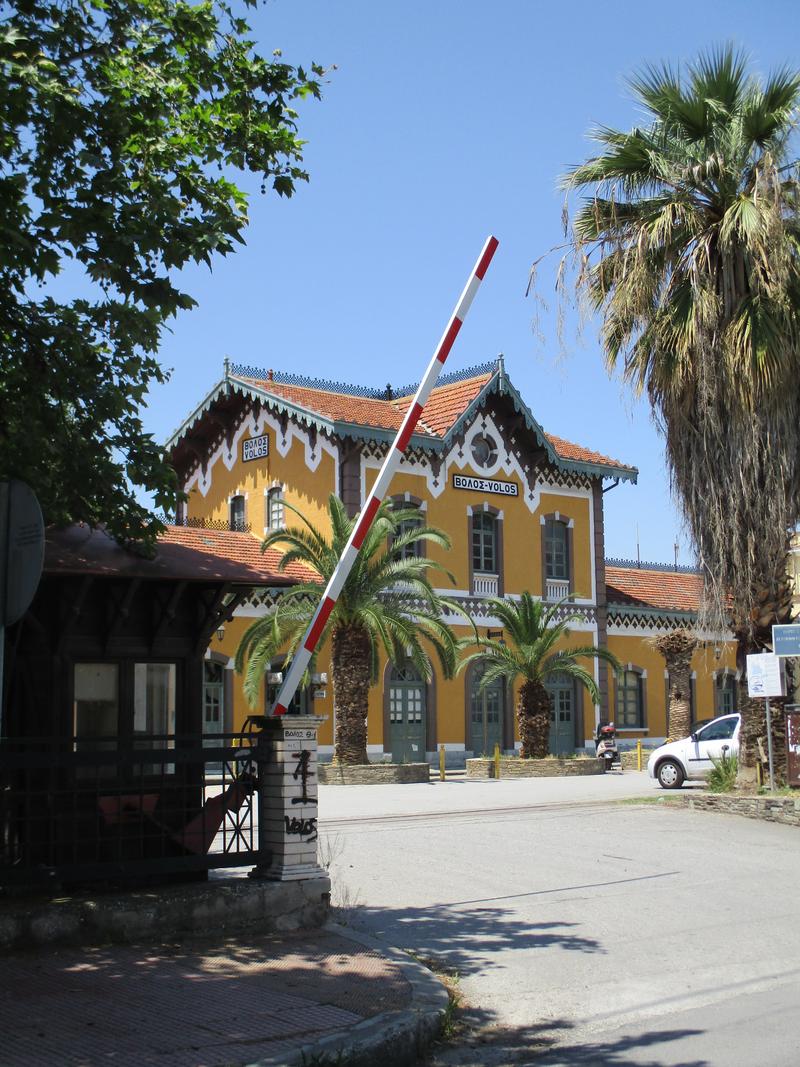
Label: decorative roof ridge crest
xmin=605 ymin=557 xmax=702 ymax=575
xmin=227 ymin=360 xmax=496 ymax=399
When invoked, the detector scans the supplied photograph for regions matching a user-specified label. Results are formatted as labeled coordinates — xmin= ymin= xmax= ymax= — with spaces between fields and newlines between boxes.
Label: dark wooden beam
xmin=150 ymin=580 xmax=187 ymax=654
xmin=195 ymin=587 xmax=249 ymax=656
xmin=55 ymin=576 xmax=94 ymax=654
xmin=104 ymin=578 xmax=142 ymax=653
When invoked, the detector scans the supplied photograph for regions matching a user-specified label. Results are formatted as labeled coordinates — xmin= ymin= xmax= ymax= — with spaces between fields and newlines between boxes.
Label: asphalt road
xmin=318 ymin=773 xmax=800 ymax=1066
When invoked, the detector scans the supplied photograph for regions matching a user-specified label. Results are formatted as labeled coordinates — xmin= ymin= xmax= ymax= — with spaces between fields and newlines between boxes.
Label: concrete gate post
xmin=250 ymin=715 xmax=328 ymax=882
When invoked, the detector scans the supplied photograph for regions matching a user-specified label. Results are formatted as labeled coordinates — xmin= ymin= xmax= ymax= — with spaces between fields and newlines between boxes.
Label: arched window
xmin=472 ymin=511 xmax=497 ymax=574
xmin=544 ymin=519 xmax=569 ymax=580
xmin=390 ymin=497 xmax=425 ymax=561
xmin=615 ymin=667 xmax=645 ymax=728
xmin=266 ymin=486 xmax=284 ymax=531
xmin=229 ymin=494 xmax=246 ymax=532
xmin=541 ymin=513 xmax=573 ymax=600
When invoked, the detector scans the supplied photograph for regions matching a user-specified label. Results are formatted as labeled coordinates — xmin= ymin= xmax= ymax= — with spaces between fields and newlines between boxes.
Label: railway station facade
xmin=167 ymin=356 xmax=738 ymax=763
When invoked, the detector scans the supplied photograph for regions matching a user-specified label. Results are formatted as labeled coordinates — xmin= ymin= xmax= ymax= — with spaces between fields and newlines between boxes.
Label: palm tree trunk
xmin=331 ymin=623 xmax=371 ymax=764
xmin=655 ymin=630 xmax=697 ymax=740
xmin=519 ymin=680 xmax=550 ymax=759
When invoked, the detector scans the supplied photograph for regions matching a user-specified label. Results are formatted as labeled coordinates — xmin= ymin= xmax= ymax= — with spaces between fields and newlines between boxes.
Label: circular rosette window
xmin=471 ymin=433 xmax=498 ymax=469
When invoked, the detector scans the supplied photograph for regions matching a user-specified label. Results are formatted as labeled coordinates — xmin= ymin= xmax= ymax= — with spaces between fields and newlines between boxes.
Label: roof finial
xmin=496 ymin=352 xmax=506 ymax=393
xmin=223 ymin=356 xmax=230 ymax=380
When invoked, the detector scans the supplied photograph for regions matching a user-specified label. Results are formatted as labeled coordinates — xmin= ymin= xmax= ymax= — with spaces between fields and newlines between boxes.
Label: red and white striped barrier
xmin=271 ymin=235 xmax=499 ymax=715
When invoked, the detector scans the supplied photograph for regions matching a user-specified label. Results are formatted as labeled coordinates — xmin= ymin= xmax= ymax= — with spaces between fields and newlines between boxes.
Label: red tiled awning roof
xmin=606 ymin=564 xmax=704 ymax=614
xmin=44 ymin=524 xmax=318 ymax=586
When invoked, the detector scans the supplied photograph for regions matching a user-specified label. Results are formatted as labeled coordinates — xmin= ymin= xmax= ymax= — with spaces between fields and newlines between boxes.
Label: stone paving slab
xmin=0 ymin=928 xmax=413 ymax=1067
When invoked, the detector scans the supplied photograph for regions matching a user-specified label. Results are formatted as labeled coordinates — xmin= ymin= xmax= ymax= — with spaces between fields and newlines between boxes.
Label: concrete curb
xmin=0 ymin=875 xmax=331 ymax=950
xmin=249 ymin=922 xmax=450 ymax=1067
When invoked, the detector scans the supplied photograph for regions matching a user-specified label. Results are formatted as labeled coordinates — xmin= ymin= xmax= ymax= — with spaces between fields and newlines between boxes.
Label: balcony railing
xmin=473 ymin=573 xmax=499 ymax=597
xmin=0 ymin=733 xmax=265 ymax=888
xmin=545 ymin=577 xmax=570 ymax=601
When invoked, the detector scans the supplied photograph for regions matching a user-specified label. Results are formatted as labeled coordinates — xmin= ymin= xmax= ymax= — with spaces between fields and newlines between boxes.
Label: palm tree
xmin=561 ymin=48 xmax=800 ymax=778
xmin=235 ymin=495 xmax=465 ymax=764
xmin=459 ymin=594 xmax=619 ymax=758
xmin=654 ymin=629 xmax=698 ymax=740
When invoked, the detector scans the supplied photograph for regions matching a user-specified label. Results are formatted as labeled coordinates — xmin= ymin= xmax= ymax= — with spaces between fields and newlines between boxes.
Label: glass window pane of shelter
xmin=545 ymin=520 xmax=568 ymax=579
xmin=74 ymin=663 xmax=119 ymax=739
xmin=616 ymin=670 xmax=643 ymax=727
xmin=472 ymin=512 xmax=497 ymax=573
xmin=73 ymin=664 xmax=119 ymax=777
xmin=134 ymin=663 xmax=177 ymax=774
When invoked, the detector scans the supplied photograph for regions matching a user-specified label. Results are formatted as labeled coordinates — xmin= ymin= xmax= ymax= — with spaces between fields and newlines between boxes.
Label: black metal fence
xmin=0 ymin=733 xmax=266 ymax=888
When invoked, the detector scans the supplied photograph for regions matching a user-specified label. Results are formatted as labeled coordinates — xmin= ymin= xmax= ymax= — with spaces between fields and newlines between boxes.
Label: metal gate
xmin=388 ymin=666 xmax=426 ymax=763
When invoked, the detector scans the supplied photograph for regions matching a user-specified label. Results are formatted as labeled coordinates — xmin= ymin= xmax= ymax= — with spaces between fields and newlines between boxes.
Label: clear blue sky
xmin=148 ymin=0 xmax=796 ymax=565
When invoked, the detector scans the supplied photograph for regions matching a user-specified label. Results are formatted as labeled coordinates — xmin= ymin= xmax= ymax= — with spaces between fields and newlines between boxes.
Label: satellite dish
xmin=1 ymin=481 xmax=45 ymax=626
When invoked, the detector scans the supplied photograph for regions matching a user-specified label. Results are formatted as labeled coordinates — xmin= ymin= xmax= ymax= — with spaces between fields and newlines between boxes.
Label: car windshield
xmin=696 ymin=717 xmax=738 ymax=741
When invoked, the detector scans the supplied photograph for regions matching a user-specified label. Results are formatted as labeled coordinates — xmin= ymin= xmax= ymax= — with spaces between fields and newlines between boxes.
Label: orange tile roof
xmin=241 ymin=371 xmax=630 ymax=472
xmin=546 ymin=434 xmax=627 ymax=471
xmin=606 ymin=565 xmax=704 ymax=614
xmin=242 ymin=373 xmax=492 ymax=439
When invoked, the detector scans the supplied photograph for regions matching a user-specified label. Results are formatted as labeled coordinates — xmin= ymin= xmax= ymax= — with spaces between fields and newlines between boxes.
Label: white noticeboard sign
xmin=746 ymin=653 xmax=785 ymax=699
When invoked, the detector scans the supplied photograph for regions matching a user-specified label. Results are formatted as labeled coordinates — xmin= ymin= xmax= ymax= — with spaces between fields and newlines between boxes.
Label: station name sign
xmin=452 ymin=474 xmax=518 ymax=497
xmin=242 ymin=434 xmax=269 ymax=462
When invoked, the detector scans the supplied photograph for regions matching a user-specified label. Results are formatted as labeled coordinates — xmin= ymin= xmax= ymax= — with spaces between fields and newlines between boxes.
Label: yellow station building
xmin=167 ymin=357 xmax=738 ymax=762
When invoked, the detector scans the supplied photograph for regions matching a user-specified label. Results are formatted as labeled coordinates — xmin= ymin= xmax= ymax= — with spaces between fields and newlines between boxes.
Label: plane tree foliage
xmin=1 ymin=0 xmax=323 ymax=548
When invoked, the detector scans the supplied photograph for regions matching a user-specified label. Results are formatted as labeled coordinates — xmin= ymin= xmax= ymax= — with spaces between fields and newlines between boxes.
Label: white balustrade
xmin=546 ymin=578 xmax=570 ymax=602
xmin=473 ymin=573 xmax=499 ymax=597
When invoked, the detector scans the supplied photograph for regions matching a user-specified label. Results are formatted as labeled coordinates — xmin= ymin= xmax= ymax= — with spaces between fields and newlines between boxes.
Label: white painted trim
xmin=359 ymin=409 xmax=595 ymax=514
xmin=185 ymin=405 xmax=339 ymax=499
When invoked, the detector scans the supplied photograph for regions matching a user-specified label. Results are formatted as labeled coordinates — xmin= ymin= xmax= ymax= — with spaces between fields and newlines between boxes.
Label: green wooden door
xmin=388 ymin=667 xmax=426 ymax=763
xmin=469 ymin=664 xmax=504 ymax=756
xmin=547 ymin=675 xmax=575 ymax=755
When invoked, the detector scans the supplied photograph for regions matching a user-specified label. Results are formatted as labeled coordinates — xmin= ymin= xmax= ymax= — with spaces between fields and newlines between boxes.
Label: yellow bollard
xmin=636 ymin=739 xmax=642 ymax=772
xmin=439 ymin=744 xmax=446 ymax=781
xmin=494 ymin=743 xmax=501 ymax=780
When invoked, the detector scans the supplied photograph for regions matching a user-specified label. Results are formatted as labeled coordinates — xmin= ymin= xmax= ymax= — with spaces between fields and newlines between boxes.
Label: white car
xmin=647 ymin=713 xmax=741 ymax=789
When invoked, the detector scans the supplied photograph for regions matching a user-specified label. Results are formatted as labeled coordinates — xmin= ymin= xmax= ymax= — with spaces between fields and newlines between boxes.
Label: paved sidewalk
xmin=0 ymin=923 xmax=447 ymax=1067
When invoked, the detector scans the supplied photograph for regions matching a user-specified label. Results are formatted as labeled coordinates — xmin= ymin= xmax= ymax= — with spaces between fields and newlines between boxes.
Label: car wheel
xmin=657 ymin=759 xmax=685 ymax=789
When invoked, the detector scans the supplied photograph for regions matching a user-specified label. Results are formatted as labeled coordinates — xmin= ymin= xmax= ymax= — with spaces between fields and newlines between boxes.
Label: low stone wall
xmin=669 ymin=792 xmax=800 ymax=828
xmin=620 ymin=748 xmax=660 ymax=770
xmin=0 ymin=874 xmax=331 ymax=951
xmin=466 ymin=757 xmax=605 ymax=779
xmin=318 ymin=762 xmax=431 ymax=785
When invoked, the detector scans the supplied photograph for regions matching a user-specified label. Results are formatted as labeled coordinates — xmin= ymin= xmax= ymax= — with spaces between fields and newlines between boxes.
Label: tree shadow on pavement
xmin=349 ymin=901 xmax=603 ymax=976
xmin=425 ymin=1012 xmax=708 ymax=1067
xmin=0 ymin=928 xmax=412 ymax=1067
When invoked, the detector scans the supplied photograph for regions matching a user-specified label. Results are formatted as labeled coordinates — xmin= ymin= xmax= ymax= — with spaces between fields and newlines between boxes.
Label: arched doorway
xmin=387 ymin=664 xmax=427 ymax=763
xmin=468 ymin=661 xmax=504 ymax=756
xmin=546 ymin=672 xmax=577 ymax=755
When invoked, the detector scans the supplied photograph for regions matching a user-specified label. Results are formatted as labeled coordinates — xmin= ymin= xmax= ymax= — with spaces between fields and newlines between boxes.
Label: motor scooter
xmin=595 ymin=720 xmax=622 ymax=772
